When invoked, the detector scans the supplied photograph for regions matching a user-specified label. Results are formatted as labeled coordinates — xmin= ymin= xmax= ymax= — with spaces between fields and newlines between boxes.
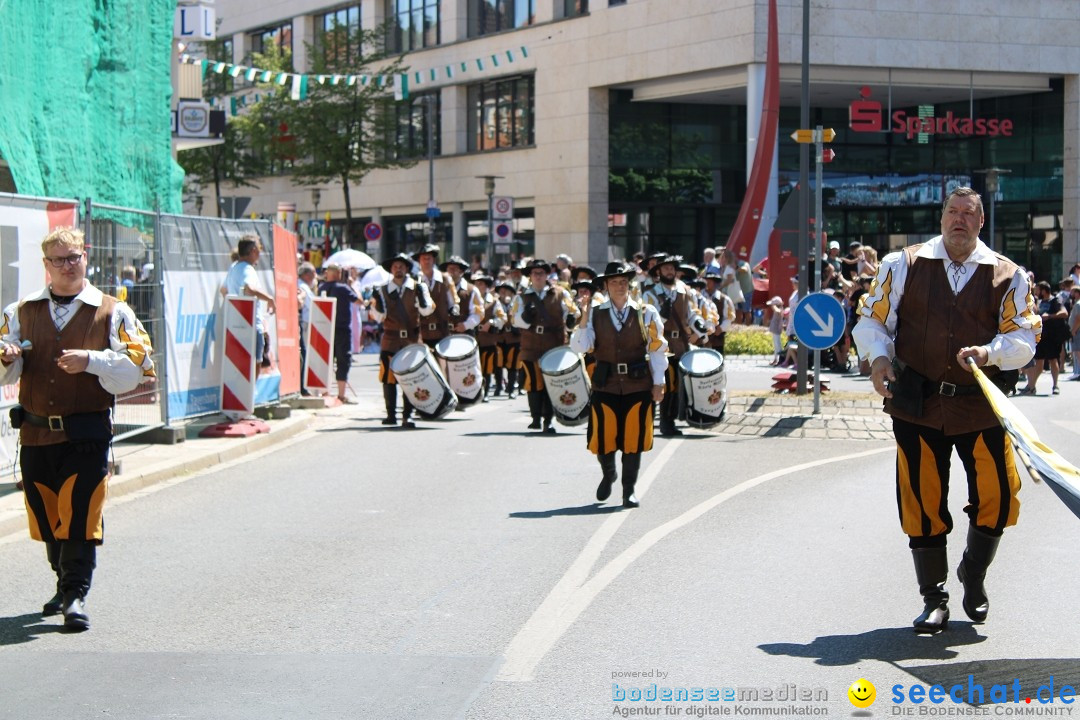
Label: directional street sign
xmin=792 ymin=292 xmax=846 ymax=350
xmin=790 ymin=128 xmax=836 ymax=144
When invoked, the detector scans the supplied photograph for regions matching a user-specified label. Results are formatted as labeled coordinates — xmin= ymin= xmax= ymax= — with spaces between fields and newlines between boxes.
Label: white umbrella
xmin=324 ymin=248 xmax=376 ymax=271
xmin=358 ymin=265 xmax=391 ymax=290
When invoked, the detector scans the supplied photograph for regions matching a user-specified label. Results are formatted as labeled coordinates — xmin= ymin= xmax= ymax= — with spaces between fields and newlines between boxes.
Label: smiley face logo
xmin=848 ymin=678 xmax=876 ymax=709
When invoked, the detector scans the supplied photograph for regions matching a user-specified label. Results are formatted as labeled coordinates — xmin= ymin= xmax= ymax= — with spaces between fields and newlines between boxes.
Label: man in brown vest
xmin=439 ymin=256 xmax=483 ymax=334
xmin=0 ymin=227 xmax=155 ymax=631
xmin=571 ymin=262 xmax=668 ymax=507
xmin=510 ymin=259 xmax=581 ymax=433
xmin=471 ymin=272 xmax=507 ymax=402
xmin=495 ymin=282 xmax=522 ymax=398
xmin=853 ymin=187 xmax=1039 ymax=633
xmin=413 ymin=244 xmax=459 ymax=349
xmin=369 ymin=253 xmax=434 ymax=428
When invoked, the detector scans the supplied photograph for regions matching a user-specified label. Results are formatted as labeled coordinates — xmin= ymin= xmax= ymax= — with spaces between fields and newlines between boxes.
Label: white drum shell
xmin=435 ymin=334 xmax=483 ymax=404
xmin=679 ymin=349 xmax=727 ymax=428
xmin=390 ymin=344 xmax=458 ymax=419
xmin=539 ymin=346 xmax=591 ymax=426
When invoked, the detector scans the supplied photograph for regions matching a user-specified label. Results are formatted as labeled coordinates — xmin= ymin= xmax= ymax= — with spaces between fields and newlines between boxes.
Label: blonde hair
xmin=42 ymin=226 xmax=85 ymax=255
xmin=862 ymin=247 xmax=878 ymax=264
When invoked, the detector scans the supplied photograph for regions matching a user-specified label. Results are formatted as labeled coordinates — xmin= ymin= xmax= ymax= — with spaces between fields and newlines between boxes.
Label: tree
xmin=250 ymin=20 xmax=415 ymax=243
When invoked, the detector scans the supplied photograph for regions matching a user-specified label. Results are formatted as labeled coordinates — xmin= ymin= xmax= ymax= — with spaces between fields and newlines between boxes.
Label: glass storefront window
xmin=468 ymin=0 xmax=535 ymax=37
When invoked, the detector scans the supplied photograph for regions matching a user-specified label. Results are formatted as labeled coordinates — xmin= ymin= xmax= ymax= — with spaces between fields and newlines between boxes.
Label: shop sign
xmin=849 ymin=86 xmax=1013 ymax=142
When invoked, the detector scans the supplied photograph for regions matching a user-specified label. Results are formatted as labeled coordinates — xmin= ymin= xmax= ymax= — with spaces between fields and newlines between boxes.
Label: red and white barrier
xmin=220 ymin=295 xmax=257 ymax=421
xmin=304 ymin=297 xmax=337 ymax=395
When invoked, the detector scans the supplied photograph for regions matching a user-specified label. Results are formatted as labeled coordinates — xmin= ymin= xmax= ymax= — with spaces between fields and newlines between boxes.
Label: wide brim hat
xmin=381 ymin=252 xmax=414 ymax=272
xmin=678 ymin=263 xmax=699 ymax=279
xmin=648 ymin=254 xmax=683 ymax=277
xmin=523 ymin=258 xmax=551 ymax=274
xmin=571 ymin=265 xmax=598 ymax=280
xmin=597 ymin=261 xmax=637 ymax=282
xmin=495 ymin=281 xmax=517 ymax=294
xmin=471 ymin=271 xmax=495 ymax=286
xmin=412 ymin=243 xmax=440 ymax=260
xmin=687 ymin=278 xmax=706 ymax=289
xmin=438 ymin=255 xmax=469 ymax=271
xmin=703 ymin=271 xmax=723 ymax=281
xmin=571 ymin=279 xmax=598 ymax=293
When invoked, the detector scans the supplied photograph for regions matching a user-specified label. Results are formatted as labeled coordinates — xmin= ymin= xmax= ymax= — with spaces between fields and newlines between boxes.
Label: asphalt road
xmin=0 ymin=356 xmax=1078 ymax=719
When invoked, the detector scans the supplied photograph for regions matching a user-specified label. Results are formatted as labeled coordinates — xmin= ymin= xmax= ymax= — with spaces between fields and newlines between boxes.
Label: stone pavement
xmin=0 ymin=353 xmax=892 ymax=538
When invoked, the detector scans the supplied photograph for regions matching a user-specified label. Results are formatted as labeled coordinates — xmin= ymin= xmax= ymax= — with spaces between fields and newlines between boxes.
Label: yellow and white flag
xmin=969 ymin=360 xmax=1080 ymax=519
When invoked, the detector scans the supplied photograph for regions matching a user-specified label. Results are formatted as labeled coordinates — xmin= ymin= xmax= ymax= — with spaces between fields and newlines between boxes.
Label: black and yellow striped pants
xmin=21 ymin=443 xmax=110 ymax=544
xmin=479 ymin=345 xmax=499 ymax=376
xmin=587 ymin=390 xmax=655 ymax=456
xmin=520 ymin=359 xmax=545 ymax=392
xmin=892 ymin=417 xmax=1020 ymax=545
xmin=498 ymin=342 xmax=520 ymax=372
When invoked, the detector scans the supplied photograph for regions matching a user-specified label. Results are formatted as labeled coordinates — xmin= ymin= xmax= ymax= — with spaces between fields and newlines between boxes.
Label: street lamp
xmin=415 ymin=94 xmax=438 ymax=240
xmin=476 ymin=175 xmax=503 ymax=267
xmin=974 ymin=168 xmax=1011 ymax=253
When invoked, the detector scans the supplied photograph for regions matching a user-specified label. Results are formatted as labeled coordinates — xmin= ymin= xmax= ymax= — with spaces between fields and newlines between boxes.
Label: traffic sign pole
xmin=814 ymin=125 xmax=825 ymax=412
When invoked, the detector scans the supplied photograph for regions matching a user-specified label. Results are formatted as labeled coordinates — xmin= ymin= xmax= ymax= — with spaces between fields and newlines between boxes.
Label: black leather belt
xmin=23 ymin=410 xmax=109 ymax=432
xmin=923 ymin=381 xmax=981 ymax=398
xmin=398 ymin=329 xmax=410 ymax=338
xmin=426 ymin=323 xmax=439 ymax=331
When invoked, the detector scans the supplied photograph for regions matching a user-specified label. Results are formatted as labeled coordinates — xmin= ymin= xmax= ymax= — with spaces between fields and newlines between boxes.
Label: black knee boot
xmin=482 ymin=374 xmax=492 ymax=402
xmin=621 ymin=453 xmax=642 ymax=508
xmin=506 ymin=368 xmax=517 ymax=398
xmin=659 ymin=393 xmax=681 ymax=436
xmin=957 ymin=526 xmax=1000 ymax=622
xmin=59 ymin=540 xmax=96 ymax=631
xmin=911 ymin=547 xmax=949 ymax=633
xmin=382 ymin=384 xmax=398 ymax=425
xmin=540 ymin=394 xmax=555 ymax=434
xmin=43 ymin=541 xmax=63 ymax=616
xmin=596 ymin=453 xmax=617 ymax=501
xmin=527 ymin=392 xmax=542 ymax=429
xmin=494 ymin=370 xmax=504 ymax=397
xmin=401 ymin=395 xmax=416 ymax=429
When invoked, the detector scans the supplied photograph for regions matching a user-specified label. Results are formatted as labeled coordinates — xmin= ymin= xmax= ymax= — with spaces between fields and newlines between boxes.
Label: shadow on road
xmin=510 ymin=504 xmax=625 ymax=518
xmin=759 ymin=624 xmax=987 ymax=666
xmin=317 ymin=425 xmax=438 ymax=434
xmin=463 ymin=431 xmax=573 ymax=438
xmin=0 ymin=613 xmax=65 ymax=646
xmin=899 ymin=658 xmax=1080 ymax=705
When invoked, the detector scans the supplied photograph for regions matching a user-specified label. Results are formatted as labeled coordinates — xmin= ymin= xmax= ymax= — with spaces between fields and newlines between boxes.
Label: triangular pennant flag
xmin=445 ymin=65 xmax=454 ymax=79
xmin=461 ymin=61 xmax=468 ymax=73
xmin=414 ymin=71 xmax=422 ymax=84
xmin=430 ymin=68 xmax=437 ymax=82
xmin=491 ymin=54 xmax=499 ymax=67
xmin=208 ymin=97 xmax=217 ymax=107
xmin=347 ymin=75 xmax=357 ymax=86
xmin=506 ymin=50 xmax=514 ymax=63
xmin=520 ymin=46 xmax=528 ymax=58
xmin=378 ymin=75 xmax=387 ymax=88
xmin=213 ymin=62 xmax=226 ymax=74
xmin=199 ymin=59 xmax=208 ymax=80
xmin=360 ymin=75 xmax=369 ymax=86
xmin=245 ymin=68 xmax=258 ymax=82
xmin=395 ymin=74 xmax=408 ymax=102
xmin=476 ymin=58 xmax=484 ymax=71
xmin=316 ymin=74 xmax=326 ymax=84
xmin=276 ymin=73 xmax=289 ymax=86
xmin=230 ymin=97 xmax=238 ymax=116
xmin=331 ymin=74 xmax=340 ymax=85
xmin=229 ymin=65 xmax=244 ymax=78
xmin=291 ymin=74 xmax=309 ymax=101
xmin=260 ymin=70 xmax=272 ymax=82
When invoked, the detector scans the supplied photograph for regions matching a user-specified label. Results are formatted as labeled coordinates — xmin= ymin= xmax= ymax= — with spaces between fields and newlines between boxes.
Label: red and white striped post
xmin=221 ymin=295 xmax=257 ymax=421
xmin=304 ymin=297 xmax=337 ymax=395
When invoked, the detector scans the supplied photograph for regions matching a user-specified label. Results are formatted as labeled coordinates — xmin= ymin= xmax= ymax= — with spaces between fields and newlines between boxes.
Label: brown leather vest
xmin=19 ymin=296 xmax=115 ymax=446
xmin=592 ymin=306 xmax=652 ymax=395
xmin=655 ymin=288 xmax=691 ymax=357
xmin=890 ymin=245 xmax=1017 ymax=434
xmin=379 ymin=283 xmax=422 ymax=353
xmin=499 ymin=300 xmax=520 ymax=345
xmin=450 ymin=281 xmax=474 ymax=326
xmin=420 ymin=274 xmax=453 ymax=342
xmin=477 ymin=296 xmax=500 ymax=349
xmin=519 ymin=289 xmax=566 ymax=362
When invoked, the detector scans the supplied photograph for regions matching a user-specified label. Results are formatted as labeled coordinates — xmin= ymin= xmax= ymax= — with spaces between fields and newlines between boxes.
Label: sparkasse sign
xmin=848 ymin=86 xmax=1014 ymax=141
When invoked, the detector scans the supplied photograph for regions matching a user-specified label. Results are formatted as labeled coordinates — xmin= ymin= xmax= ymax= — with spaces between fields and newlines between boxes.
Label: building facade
xmin=193 ymin=0 xmax=1080 ymax=280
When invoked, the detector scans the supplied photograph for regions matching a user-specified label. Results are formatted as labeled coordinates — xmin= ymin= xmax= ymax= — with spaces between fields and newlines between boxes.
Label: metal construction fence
xmin=0 ymin=191 xmax=291 ymax=455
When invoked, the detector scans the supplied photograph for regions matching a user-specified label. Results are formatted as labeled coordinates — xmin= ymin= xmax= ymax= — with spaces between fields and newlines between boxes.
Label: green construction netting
xmin=0 ymin=0 xmax=183 ymax=213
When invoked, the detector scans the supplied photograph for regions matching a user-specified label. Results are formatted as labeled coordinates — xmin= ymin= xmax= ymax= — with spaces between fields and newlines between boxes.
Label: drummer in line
xmin=570 ymin=262 xmax=668 ymax=508
xmin=369 ymin=253 xmax=435 ymax=428
xmin=510 ymin=259 xmax=581 ymax=434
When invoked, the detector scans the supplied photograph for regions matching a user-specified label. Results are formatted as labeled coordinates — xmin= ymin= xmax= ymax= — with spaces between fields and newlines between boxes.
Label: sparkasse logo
xmin=848 ymin=86 xmax=1014 ymax=141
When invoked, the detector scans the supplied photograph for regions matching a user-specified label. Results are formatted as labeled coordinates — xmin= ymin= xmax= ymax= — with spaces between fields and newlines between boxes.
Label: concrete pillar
xmin=231 ymin=33 xmax=245 ymax=65
xmin=443 ymin=85 xmax=469 ymax=155
xmin=1064 ymin=75 xmax=1080 ymax=268
xmin=745 ymin=63 xmax=779 ymax=265
xmin=585 ymin=88 xmax=610 ymax=266
xmin=292 ymin=14 xmax=311 ymax=72
xmin=442 ymin=0 xmax=467 ymax=44
xmin=452 ymin=203 xmax=467 ymax=260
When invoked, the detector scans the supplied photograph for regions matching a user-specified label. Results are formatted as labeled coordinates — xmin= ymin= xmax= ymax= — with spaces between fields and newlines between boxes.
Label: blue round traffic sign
xmin=792 ymin=292 xmax=846 ymax=350
xmin=364 ymin=222 xmax=382 ymax=241
xmin=495 ymin=222 xmax=511 ymax=239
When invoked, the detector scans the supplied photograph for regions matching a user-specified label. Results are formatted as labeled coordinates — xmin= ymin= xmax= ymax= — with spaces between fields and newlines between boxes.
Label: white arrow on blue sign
xmin=792 ymin=292 xmax=846 ymax=350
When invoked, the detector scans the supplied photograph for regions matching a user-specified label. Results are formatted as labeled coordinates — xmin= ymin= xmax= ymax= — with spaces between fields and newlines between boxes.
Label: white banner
xmin=0 ymin=201 xmax=79 ymax=473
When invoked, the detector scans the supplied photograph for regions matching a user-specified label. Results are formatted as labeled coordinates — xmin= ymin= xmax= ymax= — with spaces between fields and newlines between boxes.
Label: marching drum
xmin=389 ymin=344 xmax=458 ymax=419
xmin=539 ymin=346 xmax=592 ymax=426
xmin=678 ymin=348 xmax=727 ymax=428
xmin=435 ymin=334 xmax=483 ymax=405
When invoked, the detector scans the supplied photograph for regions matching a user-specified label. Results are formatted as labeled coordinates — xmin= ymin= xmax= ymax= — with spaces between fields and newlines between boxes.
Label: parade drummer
xmin=703 ymin=272 xmax=736 ymax=355
xmin=680 ymin=264 xmax=715 ymax=347
xmin=471 ymin=272 xmax=508 ymax=402
xmin=413 ymin=243 xmax=459 ymax=348
xmin=852 ymin=186 xmax=1039 ymax=634
xmin=440 ymin=255 xmax=483 ymax=334
xmin=643 ymin=255 xmax=708 ymax=437
xmin=495 ymin=281 xmax=522 ymax=399
xmin=510 ymin=258 xmax=581 ymax=434
xmin=369 ymin=253 xmax=434 ymax=429
xmin=570 ymin=261 xmax=668 ymax=508
xmin=571 ymin=276 xmax=603 ymax=379
xmin=0 ymin=226 xmax=155 ymax=632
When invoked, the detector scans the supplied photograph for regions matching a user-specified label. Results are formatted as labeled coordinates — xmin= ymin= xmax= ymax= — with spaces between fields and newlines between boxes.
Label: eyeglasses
xmin=45 ymin=254 xmax=83 ymax=268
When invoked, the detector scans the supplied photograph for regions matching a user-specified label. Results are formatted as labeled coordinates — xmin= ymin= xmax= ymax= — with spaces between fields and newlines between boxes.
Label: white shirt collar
xmin=25 ymin=282 xmax=103 ymax=306
xmin=524 ymin=285 xmax=549 ymax=298
xmin=596 ymin=296 xmax=640 ymax=311
xmin=387 ymin=277 xmax=416 ymax=293
xmin=918 ymin=235 xmax=997 ymax=265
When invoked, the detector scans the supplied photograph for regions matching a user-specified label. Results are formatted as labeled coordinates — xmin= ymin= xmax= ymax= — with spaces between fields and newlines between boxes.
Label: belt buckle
xmin=399 ymin=330 xmax=409 ymax=338
xmin=616 ymin=363 xmax=628 ymax=375
xmin=48 ymin=415 xmax=64 ymax=431
xmin=428 ymin=323 xmax=438 ymax=331
xmin=535 ymin=326 xmax=544 ymax=335
xmin=939 ymin=382 xmax=957 ymax=397
xmin=670 ymin=330 xmax=680 ymax=339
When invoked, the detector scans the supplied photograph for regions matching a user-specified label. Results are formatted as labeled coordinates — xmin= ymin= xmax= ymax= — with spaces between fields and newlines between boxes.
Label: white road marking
xmin=496 ymin=444 xmax=892 ymax=682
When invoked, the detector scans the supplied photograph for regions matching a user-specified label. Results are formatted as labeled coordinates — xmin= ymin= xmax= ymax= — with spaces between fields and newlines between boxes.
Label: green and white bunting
xmin=180 ymin=44 xmax=530 ymax=109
